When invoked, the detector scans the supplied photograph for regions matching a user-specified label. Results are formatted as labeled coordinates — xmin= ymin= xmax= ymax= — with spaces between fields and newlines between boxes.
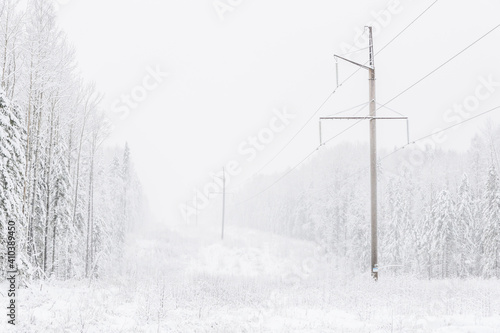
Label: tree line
xmin=0 ymin=0 xmax=146 ymax=280
xmin=231 ymin=127 xmax=500 ymax=279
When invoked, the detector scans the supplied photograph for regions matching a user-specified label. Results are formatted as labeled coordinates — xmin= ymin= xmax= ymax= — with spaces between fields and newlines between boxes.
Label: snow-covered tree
xmin=481 ymin=165 xmax=500 ymax=278
xmin=0 ymin=89 xmax=25 ymax=277
xmin=455 ymin=174 xmax=479 ymax=277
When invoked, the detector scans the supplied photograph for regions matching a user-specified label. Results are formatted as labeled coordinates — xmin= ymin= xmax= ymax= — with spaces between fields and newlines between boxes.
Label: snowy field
xmin=2 ymin=224 xmax=500 ymax=332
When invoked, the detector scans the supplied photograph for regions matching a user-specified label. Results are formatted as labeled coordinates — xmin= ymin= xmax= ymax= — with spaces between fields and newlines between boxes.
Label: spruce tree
xmin=0 ymin=90 xmax=26 ymax=277
xmin=481 ymin=165 xmax=500 ymax=278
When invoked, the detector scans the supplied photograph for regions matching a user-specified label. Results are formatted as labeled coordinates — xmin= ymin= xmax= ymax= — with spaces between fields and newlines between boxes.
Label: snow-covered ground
xmin=2 ymin=224 xmax=500 ymax=332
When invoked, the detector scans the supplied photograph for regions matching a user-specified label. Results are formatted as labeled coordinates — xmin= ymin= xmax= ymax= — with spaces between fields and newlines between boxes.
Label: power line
xmin=376 ymin=103 xmax=406 ymax=117
xmin=310 ymin=104 xmax=500 ymax=198
xmin=232 ymin=148 xmax=318 ymax=207
xmin=229 ymin=75 xmax=365 ymax=192
xmin=229 ymin=1 xmax=440 ymax=190
xmin=333 ymin=0 xmax=440 ymax=89
xmin=377 ymin=23 xmax=500 ymax=111
xmin=379 ymin=105 xmax=500 ymax=162
xmin=376 ymin=0 xmax=440 ymax=55
xmin=328 ymin=101 xmax=370 ymax=116
xmin=232 ymin=120 xmax=367 ymax=206
xmin=233 ymin=69 xmax=368 ymax=190
xmin=245 ymin=88 xmax=338 ymax=179
xmin=232 ymin=35 xmax=500 ymax=208
xmin=229 ymin=13 xmax=500 ymax=213
xmin=232 ymin=110 xmax=368 ymax=206
xmin=337 ymin=46 xmax=370 ymax=57
xmin=323 ymin=119 xmax=365 ymax=146
xmin=231 ymin=22 xmax=500 ymax=207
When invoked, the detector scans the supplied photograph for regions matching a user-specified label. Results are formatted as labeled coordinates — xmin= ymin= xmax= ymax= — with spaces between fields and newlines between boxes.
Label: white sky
xmin=55 ymin=0 xmax=500 ymax=223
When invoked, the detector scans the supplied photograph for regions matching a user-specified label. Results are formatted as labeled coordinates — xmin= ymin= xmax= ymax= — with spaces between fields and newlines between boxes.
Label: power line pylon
xmin=321 ymin=26 xmax=408 ymax=281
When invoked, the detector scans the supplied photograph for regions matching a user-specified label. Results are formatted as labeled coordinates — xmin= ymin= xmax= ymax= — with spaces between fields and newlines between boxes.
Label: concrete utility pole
xmin=368 ymin=27 xmax=378 ymax=281
xmin=320 ymin=27 xmax=409 ymax=281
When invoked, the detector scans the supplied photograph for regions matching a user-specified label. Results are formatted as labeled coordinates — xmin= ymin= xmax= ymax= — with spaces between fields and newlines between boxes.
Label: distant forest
xmin=231 ymin=129 xmax=500 ymax=279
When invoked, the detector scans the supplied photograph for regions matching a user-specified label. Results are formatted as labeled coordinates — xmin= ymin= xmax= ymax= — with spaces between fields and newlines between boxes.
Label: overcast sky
xmin=55 ymin=0 xmax=500 ymax=222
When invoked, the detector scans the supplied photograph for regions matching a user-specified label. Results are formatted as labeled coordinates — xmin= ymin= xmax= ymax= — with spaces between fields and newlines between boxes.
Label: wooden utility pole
xmin=195 ymin=191 xmax=198 ymax=226
xmin=221 ymin=167 xmax=226 ymax=240
xmin=210 ymin=167 xmax=226 ymax=240
xmin=320 ymin=27 xmax=408 ymax=280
